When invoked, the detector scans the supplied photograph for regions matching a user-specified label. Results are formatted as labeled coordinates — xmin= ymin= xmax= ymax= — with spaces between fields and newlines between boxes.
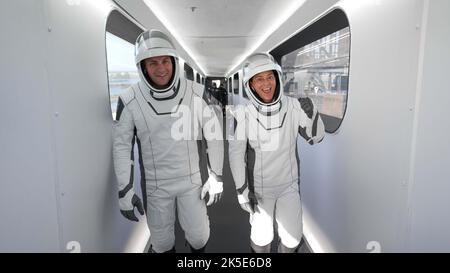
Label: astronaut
xmin=229 ymin=53 xmax=324 ymax=253
xmin=113 ymin=30 xmax=224 ymax=253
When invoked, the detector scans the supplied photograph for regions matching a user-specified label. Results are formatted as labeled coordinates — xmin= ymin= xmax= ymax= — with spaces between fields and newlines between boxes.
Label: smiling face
xmin=249 ymin=70 xmax=276 ymax=103
xmin=144 ymin=55 xmax=173 ymax=88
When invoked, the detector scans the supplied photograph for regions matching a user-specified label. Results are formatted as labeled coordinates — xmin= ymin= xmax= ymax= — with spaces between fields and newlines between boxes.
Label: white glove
xmin=237 ymin=188 xmax=258 ymax=214
xmin=201 ymin=171 xmax=223 ymax=206
xmin=239 ymin=203 xmax=255 ymax=214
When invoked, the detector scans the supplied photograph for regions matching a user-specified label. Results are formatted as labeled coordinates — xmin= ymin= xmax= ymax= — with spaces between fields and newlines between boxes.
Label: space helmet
xmin=135 ymin=29 xmax=179 ymax=93
xmin=242 ymin=52 xmax=283 ymax=114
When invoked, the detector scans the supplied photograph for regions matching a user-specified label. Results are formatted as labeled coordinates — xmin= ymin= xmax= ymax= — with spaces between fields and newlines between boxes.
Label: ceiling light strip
xmin=143 ymin=0 xmax=207 ymax=76
xmin=226 ymin=0 xmax=307 ymax=75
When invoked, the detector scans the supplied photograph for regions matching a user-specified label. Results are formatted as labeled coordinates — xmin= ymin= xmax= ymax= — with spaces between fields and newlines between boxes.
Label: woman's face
xmin=250 ymin=70 xmax=276 ymax=103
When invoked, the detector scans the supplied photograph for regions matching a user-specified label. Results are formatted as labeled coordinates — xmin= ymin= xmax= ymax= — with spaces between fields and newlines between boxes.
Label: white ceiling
xmin=139 ymin=0 xmax=308 ymax=76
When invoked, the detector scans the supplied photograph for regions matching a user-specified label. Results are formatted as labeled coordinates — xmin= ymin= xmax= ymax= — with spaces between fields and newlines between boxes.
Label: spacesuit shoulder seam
xmin=119 ymin=86 xmax=136 ymax=106
xmin=233 ymin=105 xmax=248 ymax=123
xmin=190 ymin=80 xmax=204 ymax=98
xmin=291 ymin=96 xmax=302 ymax=110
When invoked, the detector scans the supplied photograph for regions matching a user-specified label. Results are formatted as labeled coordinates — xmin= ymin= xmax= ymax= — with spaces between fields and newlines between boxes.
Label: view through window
xmin=106 ymin=32 xmax=140 ymax=120
xmin=281 ymin=27 xmax=350 ymax=133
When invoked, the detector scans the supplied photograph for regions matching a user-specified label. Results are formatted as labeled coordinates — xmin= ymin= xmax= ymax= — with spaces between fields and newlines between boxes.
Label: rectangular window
xmin=233 ymin=73 xmax=239 ymax=95
xmin=184 ymin=63 xmax=194 ymax=81
xmin=281 ymin=26 xmax=350 ymax=133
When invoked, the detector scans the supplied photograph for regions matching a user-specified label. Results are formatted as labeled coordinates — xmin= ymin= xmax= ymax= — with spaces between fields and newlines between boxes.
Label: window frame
xmin=184 ymin=63 xmax=194 ymax=81
xmin=233 ymin=73 xmax=239 ymax=95
xmin=105 ymin=9 xmax=143 ymax=120
xmin=270 ymin=8 xmax=351 ymax=134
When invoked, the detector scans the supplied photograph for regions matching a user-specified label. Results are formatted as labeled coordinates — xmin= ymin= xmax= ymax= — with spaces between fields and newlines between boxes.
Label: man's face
xmin=144 ymin=56 xmax=173 ymax=88
xmin=250 ymin=70 xmax=276 ymax=103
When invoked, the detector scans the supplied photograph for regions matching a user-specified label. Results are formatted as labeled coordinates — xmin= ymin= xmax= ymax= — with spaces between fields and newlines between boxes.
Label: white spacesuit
xmin=229 ymin=53 xmax=324 ymax=253
xmin=113 ymin=30 xmax=224 ymax=253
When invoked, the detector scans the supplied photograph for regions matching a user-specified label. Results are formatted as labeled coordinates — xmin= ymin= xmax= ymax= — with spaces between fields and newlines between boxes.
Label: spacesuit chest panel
xmin=136 ymin=79 xmax=188 ymax=114
xmin=129 ymin=81 xmax=199 ymax=179
xmin=246 ymin=100 xmax=298 ymax=187
xmin=134 ymin=79 xmax=195 ymax=134
xmin=248 ymin=96 xmax=287 ymax=129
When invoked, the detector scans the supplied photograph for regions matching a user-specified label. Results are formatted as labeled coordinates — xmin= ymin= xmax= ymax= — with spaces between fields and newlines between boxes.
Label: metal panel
xmin=296 ymin=0 xmax=424 ymax=252
xmin=409 ymin=0 xmax=450 ymax=252
xmin=0 ymin=0 xmax=60 ymax=252
xmin=44 ymin=0 xmax=147 ymax=252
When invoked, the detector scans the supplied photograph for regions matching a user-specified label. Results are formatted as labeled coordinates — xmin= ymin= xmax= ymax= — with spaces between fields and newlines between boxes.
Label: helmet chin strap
xmin=150 ymin=88 xmax=176 ymax=99
xmin=256 ymin=101 xmax=281 ymax=115
xmin=148 ymin=79 xmax=173 ymax=94
xmin=150 ymin=79 xmax=180 ymax=99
